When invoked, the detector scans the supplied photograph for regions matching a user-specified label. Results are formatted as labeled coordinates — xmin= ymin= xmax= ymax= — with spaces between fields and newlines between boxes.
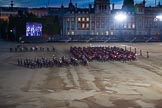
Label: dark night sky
xmin=0 ymin=0 xmax=157 ymax=8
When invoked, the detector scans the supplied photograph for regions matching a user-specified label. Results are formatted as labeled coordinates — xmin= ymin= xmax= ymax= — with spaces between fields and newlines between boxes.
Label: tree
xmin=7 ymin=13 xmax=61 ymax=41
xmin=0 ymin=19 xmax=8 ymax=39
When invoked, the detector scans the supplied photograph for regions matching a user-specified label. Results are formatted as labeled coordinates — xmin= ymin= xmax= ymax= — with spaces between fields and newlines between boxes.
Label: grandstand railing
xmin=45 ymin=35 xmax=161 ymax=43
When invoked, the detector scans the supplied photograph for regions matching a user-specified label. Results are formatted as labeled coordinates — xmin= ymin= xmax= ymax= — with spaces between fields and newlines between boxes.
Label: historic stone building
xmin=63 ymin=0 xmax=162 ymax=40
xmin=1 ymin=0 xmax=162 ymax=41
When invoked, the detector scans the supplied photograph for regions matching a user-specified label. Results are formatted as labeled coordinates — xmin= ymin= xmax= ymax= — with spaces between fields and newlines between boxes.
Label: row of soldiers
xmin=17 ymin=56 xmax=88 ymax=69
xmin=70 ymin=46 xmax=137 ymax=62
xmin=10 ymin=46 xmax=55 ymax=52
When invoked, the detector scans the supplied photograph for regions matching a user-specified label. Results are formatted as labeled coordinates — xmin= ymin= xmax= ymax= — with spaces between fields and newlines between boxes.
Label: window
xmin=101 ymin=22 xmax=105 ymax=28
xmin=86 ymin=17 xmax=89 ymax=21
xmin=106 ymin=31 xmax=109 ymax=35
xmin=82 ymin=23 xmax=85 ymax=28
xmin=101 ymin=32 xmax=104 ymax=35
xmin=128 ymin=23 xmax=131 ymax=29
xmin=96 ymin=17 xmax=100 ymax=22
xmin=67 ymin=32 xmax=70 ymax=35
xmin=82 ymin=17 xmax=85 ymax=21
xmin=71 ymin=31 xmax=74 ymax=35
xmin=132 ymin=24 xmax=135 ymax=28
xmin=71 ymin=22 xmax=75 ymax=30
xmin=77 ymin=23 xmax=81 ymax=29
xmin=67 ymin=22 xmax=70 ymax=30
xmin=77 ymin=17 xmax=90 ymax=30
xmin=91 ymin=17 xmax=95 ymax=22
xmin=86 ymin=23 xmax=89 ymax=28
xmin=154 ymin=22 xmax=158 ymax=28
xmin=96 ymin=22 xmax=100 ymax=28
xmin=91 ymin=22 xmax=95 ymax=30
xmin=123 ymin=24 xmax=127 ymax=29
xmin=78 ymin=17 xmax=81 ymax=21
xmin=71 ymin=18 xmax=75 ymax=21
xmin=67 ymin=18 xmax=70 ymax=22
xmin=111 ymin=31 xmax=113 ymax=35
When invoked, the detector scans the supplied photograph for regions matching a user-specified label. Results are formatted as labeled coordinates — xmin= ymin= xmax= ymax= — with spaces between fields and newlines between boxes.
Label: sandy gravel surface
xmin=0 ymin=41 xmax=162 ymax=108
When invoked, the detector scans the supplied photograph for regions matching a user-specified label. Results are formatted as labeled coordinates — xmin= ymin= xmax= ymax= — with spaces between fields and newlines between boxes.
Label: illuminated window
xmin=86 ymin=23 xmax=89 ymax=28
xmin=123 ymin=24 xmax=127 ymax=28
xmin=106 ymin=31 xmax=109 ymax=35
xmin=67 ymin=32 xmax=70 ymax=35
xmin=128 ymin=23 xmax=131 ymax=29
xmin=86 ymin=17 xmax=89 ymax=21
xmin=71 ymin=31 xmax=74 ymax=35
xmin=82 ymin=17 xmax=85 ymax=21
xmin=82 ymin=23 xmax=85 ymax=28
xmin=111 ymin=31 xmax=113 ymax=35
xmin=132 ymin=24 xmax=135 ymax=28
xmin=78 ymin=17 xmax=81 ymax=21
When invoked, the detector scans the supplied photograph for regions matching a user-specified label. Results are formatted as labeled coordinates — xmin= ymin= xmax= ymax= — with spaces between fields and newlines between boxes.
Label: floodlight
xmin=114 ymin=13 xmax=127 ymax=22
xmin=155 ymin=15 xmax=162 ymax=21
xmin=156 ymin=15 xmax=162 ymax=19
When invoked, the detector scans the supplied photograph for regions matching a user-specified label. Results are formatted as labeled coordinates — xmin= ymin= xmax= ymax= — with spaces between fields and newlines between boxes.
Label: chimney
xmin=10 ymin=0 xmax=14 ymax=8
xmin=158 ymin=1 xmax=161 ymax=7
xmin=89 ymin=4 xmax=92 ymax=12
xmin=89 ymin=4 xmax=92 ymax=9
xmin=112 ymin=3 xmax=115 ymax=10
xmin=143 ymin=0 xmax=146 ymax=6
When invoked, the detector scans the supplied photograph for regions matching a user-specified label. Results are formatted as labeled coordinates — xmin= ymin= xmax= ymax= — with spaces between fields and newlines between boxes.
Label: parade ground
xmin=0 ymin=41 xmax=162 ymax=108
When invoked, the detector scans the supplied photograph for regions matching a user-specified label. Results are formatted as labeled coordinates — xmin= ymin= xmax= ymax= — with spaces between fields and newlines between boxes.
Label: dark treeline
xmin=0 ymin=11 xmax=60 ymax=41
xmin=0 ymin=19 xmax=8 ymax=40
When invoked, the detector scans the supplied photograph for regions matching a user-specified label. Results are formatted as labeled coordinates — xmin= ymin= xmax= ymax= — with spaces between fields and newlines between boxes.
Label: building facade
xmin=28 ymin=8 xmax=48 ymax=17
xmin=0 ymin=7 xmax=28 ymax=21
xmin=63 ymin=0 xmax=162 ymax=40
xmin=1 ymin=0 xmax=162 ymax=41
